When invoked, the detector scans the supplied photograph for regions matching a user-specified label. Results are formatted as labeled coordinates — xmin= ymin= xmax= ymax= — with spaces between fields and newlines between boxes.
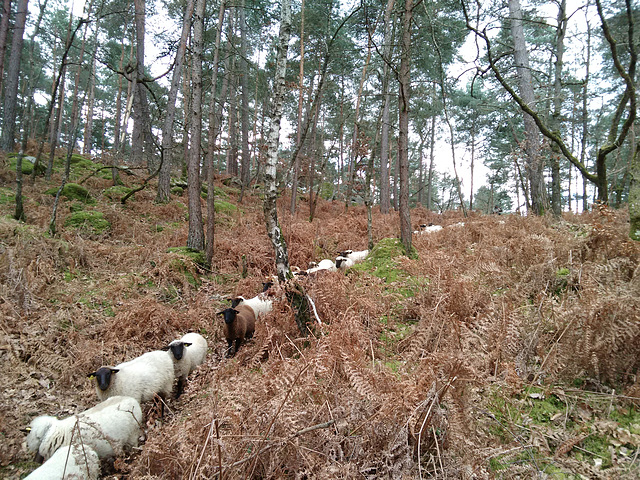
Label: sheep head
xmin=88 ymin=366 xmax=119 ymax=391
xmin=218 ymin=308 xmax=240 ymax=325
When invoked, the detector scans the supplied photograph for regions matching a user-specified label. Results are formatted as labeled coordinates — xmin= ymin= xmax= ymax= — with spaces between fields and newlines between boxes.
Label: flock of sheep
xmin=21 ymin=229 xmax=449 ymax=478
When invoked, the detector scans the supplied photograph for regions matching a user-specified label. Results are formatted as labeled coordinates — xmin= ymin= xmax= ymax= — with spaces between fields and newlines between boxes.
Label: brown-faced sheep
xmin=217 ymin=304 xmax=256 ymax=357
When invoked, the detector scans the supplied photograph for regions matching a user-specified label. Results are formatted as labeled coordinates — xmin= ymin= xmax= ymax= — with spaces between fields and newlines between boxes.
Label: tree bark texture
xmin=186 ymin=0 xmax=206 ymax=251
xmin=508 ymin=0 xmax=547 ymax=215
xmin=398 ymin=0 xmax=412 ymax=254
xmin=263 ymin=0 xmax=292 ymax=283
xmin=1 ymin=0 xmax=28 ymax=151
xmin=379 ymin=0 xmax=395 ymax=215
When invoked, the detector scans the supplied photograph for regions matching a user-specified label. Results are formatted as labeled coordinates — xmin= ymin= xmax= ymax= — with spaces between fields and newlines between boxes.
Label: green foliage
xmin=64 ymin=211 xmax=110 ymax=234
xmin=214 ymin=199 xmax=239 ymax=215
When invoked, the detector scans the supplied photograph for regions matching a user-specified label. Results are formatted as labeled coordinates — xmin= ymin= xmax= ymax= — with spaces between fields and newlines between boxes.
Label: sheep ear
xmin=184 ymin=342 xmax=193 ymax=347
xmin=87 ymin=372 xmax=96 ymax=378
xmin=110 ymin=368 xmax=119 ymax=373
xmin=161 ymin=346 xmax=170 ymax=351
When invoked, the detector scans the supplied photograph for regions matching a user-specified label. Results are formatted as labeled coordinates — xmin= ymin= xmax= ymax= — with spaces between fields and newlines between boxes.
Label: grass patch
xmin=351 ymin=237 xmax=424 ymax=297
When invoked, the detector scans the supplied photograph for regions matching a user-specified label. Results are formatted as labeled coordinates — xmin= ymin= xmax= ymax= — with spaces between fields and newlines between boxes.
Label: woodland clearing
xmin=1 ymin=153 xmax=639 ymax=479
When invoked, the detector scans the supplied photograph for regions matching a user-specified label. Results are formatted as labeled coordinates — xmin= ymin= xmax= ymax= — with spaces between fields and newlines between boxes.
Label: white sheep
xmin=335 ymin=249 xmax=369 ymax=270
xmin=306 ymin=259 xmax=337 ymax=274
xmin=165 ymin=332 xmax=208 ymax=398
xmin=25 ymin=444 xmax=100 ymax=480
xmin=88 ymin=350 xmax=174 ymax=405
xmin=26 ymin=395 xmax=143 ymax=462
xmin=338 ymin=249 xmax=369 ymax=262
xmin=230 ymin=293 xmax=273 ymax=318
xmin=414 ymin=223 xmax=443 ymax=234
xmin=335 ymin=255 xmax=354 ymax=270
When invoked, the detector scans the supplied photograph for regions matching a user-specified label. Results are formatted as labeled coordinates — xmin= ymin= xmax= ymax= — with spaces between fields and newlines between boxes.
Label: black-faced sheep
xmin=218 ymin=304 xmax=256 ymax=357
xmin=26 ymin=395 xmax=143 ymax=462
xmin=24 ymin=444 xmax=100 ymax=480
xmin=165 ymin=332 xmax=208 ymax=398
xmin=88 ymin=350 xmax=174 ymax=405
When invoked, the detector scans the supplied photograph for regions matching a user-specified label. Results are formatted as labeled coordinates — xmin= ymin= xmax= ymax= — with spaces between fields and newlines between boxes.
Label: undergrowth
xmin=0 ymin=155 xmax=639 ymax=479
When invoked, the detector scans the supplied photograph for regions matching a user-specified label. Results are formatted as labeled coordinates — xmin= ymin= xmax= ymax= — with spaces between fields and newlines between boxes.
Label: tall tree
xmin=1 ymin=0 xmax=28 ymax=151
xmin=238 ymin=0 xmax=251 ymax=201
xmin=263 ymin=0 xmax=292 ymax=283
xmin=379 ymin=0 xmax=395 ymax=214
xmin=398 ymin=0 xmax=412 ymax=253
xmin=131 ymin=0 xmax=152 ymax=167
xmin=186 ymin=0 xmax=206 ymax=251
xmin=206 ymin=0 xmax=227 ymax=267
xmin=508 ymin=0 xmax=547 ymax=215
xmin=156 ymin=0 xmax=196 ymax=203
xmin=0 ymin=0 xmax=12 ymax=96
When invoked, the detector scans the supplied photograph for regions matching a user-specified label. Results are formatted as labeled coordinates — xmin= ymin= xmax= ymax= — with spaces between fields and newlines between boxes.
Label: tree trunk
xmin=0 ymin=0 xmax=28 ymax=151
xmin=156 ymin=0 xmax=195 ymax=203
xmin=379 ymin=0 xmax=395 ymax=214
xmin=132 ymin=0 xmax=153 ymax=169
xmin=549 ymin=0 xmax=567 ymax=217
xmin=205 ymin=0 xmax=226 ymax=267
xmin=186 ymin=0 xmax=206 ymax=251
xmin=427 ymin=109 xmax=435 ymax=210
xmin=398 ymin=0 xmax=412 ymax=254
xmin=509 ymin=0 xmax=547 ymax=215
xmin=290 ymin=0 xmax=305 ymax=214
xmin=83 ymin=52 xmax=97 ymax=155
xmin=346 ymin=35 xmax=373 ymax=209
xmin=0 ymin=0 xmax=12 ymax=96
xmin=239 ymin=0 xmax=251 ymax=201
xmin=263 ymin=0 xmax=294 ymax=284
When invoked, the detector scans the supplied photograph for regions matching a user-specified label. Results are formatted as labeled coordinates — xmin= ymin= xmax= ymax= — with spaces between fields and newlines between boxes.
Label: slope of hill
xmin=1 ymin=155 xmax=639 ymax=479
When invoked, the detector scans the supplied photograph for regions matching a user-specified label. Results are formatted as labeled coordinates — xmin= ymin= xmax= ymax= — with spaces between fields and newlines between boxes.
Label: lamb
xmin=218 ymin=304 xmax=256 ymax=357
xmin=25 ymin=444 xmax=100 ymax=480
xmin=165 ymin=332 xmax=208 ymax=398
xmin=306 ymin=259 xmax=337 ymax=274
xmin=230 ymin=293 xmax=273 ymax=318
xmin=88 ymin=350 xmax=174 ymax=405
xmin=25 ymin=396 xmax=143 ymax=462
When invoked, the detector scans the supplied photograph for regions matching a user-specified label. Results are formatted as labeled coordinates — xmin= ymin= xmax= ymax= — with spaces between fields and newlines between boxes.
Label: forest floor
xmin=1 ymin=152 xmax=640 ymax=479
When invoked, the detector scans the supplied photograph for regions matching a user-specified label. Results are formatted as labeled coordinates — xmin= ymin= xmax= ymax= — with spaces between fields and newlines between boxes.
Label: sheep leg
xmin=226 ymin=339 xmax=235 ymax=358
xmin=234 ymin=338 xmax=242 ymax=354
xmin=175 ymin=377 xmax=185 ymax=399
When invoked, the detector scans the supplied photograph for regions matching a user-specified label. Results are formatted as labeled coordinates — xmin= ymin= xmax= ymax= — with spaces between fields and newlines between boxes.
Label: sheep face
xmin=218 ymin=308 xmax=239 ymax=325
xmin=167 ymin=341 xmax=192 ymax=361
xmin=262 ymin=281 xmax=274 ymax=292
xmin=230 ymin=297 xmax=243 ymax=308
xmin=88 ymin=367 xmax=119 ymax=391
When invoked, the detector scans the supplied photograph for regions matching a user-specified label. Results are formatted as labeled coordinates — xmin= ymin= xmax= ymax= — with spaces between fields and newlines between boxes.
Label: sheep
xmin=337 ymin=249 xmax=369 ymax=263
xmin=414 ymin=223 xmax=443 ymax=234
xmin=306 ymin=259 xmax=337 ymax=274
xmin=25 ymin=444 xmax=100 ymax=480
xmin=164 ymin=332 xmax=208 ymax=398
xmin=25 ymin=395 xmax=143 ymax=463
xmin=335 ymin=249 xmax=369 ymax=271
xmin=335 ymin=255 xmax=354 ymax=270
xmin=217 ymin=304 xmax=255 ymax=357
xmin=87 ymin=350 xmax=174 ymax=406
xmin=230 ymin=293 xmax=273 ymax=318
